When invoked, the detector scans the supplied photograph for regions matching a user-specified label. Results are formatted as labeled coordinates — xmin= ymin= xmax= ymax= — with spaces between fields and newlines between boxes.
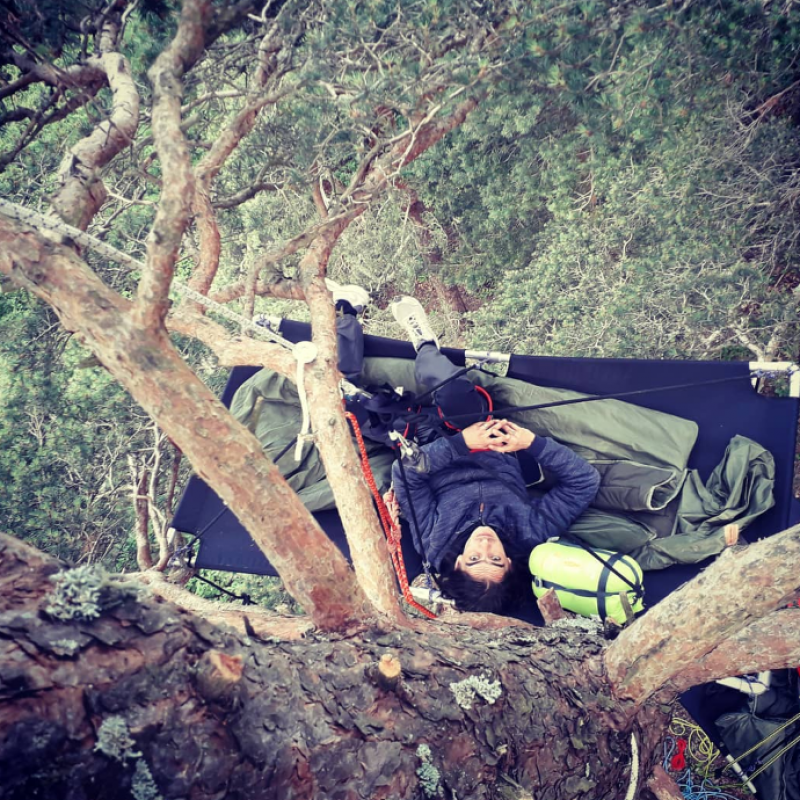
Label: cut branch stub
xmin=537 ymin=587 xmax=571 ymax=626
xmin=195 ymin=650 xmax=244 ymax=704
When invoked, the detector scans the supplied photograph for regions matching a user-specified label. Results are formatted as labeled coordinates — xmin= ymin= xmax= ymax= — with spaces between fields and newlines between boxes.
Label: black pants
xmin=337 ymin=316 xmax=482 ymax=428
xmin=336 ymin=314 xmax=364 ymax=382
xmin=337 ymin=317 xmax=472 ymax=389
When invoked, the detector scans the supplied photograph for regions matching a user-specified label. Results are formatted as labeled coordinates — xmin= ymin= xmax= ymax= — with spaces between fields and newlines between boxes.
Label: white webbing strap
xmin=292 ymin=341 xmax=317 ymax=461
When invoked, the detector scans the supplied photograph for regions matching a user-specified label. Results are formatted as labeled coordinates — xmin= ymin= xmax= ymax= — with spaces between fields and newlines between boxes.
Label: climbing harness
xmin=388 ymin=429 xmax=442 ymax=607
xmin=344 ymin=411 xmax=437 ymax=619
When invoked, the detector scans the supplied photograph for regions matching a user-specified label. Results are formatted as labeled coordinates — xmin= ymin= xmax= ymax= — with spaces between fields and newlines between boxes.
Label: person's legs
xmin=391 ymin=296 xmax=488 ymax=428
xmin=336 ymin=313 xmax=364 ymax=382
xmin=327 ymin=280 xmax=369 ymax=382
xmin=414 ymin=342 xmax=467 ymax=390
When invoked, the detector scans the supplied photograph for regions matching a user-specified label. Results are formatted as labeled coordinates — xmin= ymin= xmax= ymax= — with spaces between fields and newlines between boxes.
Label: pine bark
xmin=0 ymin=534 xmax=664 ymax=800
xmin=3 ymin=526 xmax=799 ymax=800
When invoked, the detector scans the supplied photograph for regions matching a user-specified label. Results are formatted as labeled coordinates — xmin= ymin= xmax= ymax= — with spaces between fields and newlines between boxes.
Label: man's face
xmin=454 ymin=526 xmax=511 ymax=583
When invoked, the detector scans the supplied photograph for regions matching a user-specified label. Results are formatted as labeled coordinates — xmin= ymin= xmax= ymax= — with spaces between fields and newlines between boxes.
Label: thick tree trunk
xmin=0 ymin=534 xmax=665 ymax=800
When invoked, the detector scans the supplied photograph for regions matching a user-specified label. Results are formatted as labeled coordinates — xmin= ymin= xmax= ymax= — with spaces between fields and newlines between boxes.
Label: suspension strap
xmin=442 ymin=372 xmax=775 ymax=427
xmin=192 ymin=571 xmax=255 ymax=605
xmin=292 ymin=341 xmax=317 ymax=461
xmin=344 ymin=411 xmax=437 ymax=619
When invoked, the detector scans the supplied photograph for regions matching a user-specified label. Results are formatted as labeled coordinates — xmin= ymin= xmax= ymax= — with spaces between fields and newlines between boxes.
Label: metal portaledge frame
xmin=749 ymin=361 xmax=800 ymax=398
xmin=716 ymin=671 xmax=772 ymax=697
xmin=464 ymin=349 xmax=511 ymax=364
xmin=257 ymin=315 xmax=284 ymax=334
xmin=725 ymin=755 xmax=758 ymax=795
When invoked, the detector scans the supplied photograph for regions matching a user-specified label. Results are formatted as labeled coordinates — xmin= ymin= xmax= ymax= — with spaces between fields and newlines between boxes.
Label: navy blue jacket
xmin=392 ymin=433 xmax=600 ymax=570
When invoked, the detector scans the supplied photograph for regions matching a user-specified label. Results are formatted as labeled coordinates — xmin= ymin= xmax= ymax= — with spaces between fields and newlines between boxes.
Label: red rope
xmin=344 ymin=411 xmax=437 ymax=619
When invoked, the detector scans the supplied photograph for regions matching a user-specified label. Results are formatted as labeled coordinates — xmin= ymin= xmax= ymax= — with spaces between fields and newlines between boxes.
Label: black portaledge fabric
xmin=174 ymin=324 xmax=799 ymax=583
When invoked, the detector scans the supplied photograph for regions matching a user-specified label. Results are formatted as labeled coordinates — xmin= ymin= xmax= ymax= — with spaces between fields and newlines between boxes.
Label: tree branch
xmin=139 ymin=570 xmax=314 ymax=640
xmin=128 ymin=455 xmax=153 ymax=569
xmin=0 ymin=216 xmax=374 ymax=632
xmin=670 ymin=606 xmax=800 ymax=694
xmin=604 ymin=525 xmax=800 ymax=708
xmin=208 ymin=276 xmax=305 ymax=305
xmin=297 ymin=229 xmax=406 ymax=623
xmin=136 ymin=0 xmax=211 ymax=332
xmin=215 ymin=92 xmax=484 ymax=305
xmin=0 ymin=55 xmax=104 ymax=101
xmin=167 ymin=307 xmax=297 ymax=375
xmin=212 ymin=178 xmax=283 ymax=209
xmin=189 ymin=24 xmax=292 ymax=297
xmin=51 ymin=15 xmax=140 ymax=230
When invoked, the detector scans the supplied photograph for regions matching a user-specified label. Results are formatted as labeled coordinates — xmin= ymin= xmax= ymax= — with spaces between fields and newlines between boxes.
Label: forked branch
xmin=605 ymin=524 xmax=800 ymax=708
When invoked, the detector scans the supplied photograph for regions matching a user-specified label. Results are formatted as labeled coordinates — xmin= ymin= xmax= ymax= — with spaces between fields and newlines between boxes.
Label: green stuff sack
xmin=529 ymin=539 xmax=645 ymax=625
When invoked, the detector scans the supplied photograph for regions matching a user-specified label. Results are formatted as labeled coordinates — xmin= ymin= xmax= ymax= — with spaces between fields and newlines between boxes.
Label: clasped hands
xmin=462 ymin=418 xmax=535 ymax=453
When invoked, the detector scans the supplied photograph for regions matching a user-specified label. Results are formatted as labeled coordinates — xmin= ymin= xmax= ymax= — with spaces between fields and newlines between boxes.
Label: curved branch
xmin=136 ymin=0 xmax=211 ymax=331
xmin=50 ymin=15 xmax=140 ymax=230
xmin=189 ymin=25 xmax=291 ymax=297
xmin=670 ymin=607 xmax=800 ymax=694
xmin=0 ymin=55 xmax=104 ymax=101
xmin=222 ymin=93 xmax=483 ymax=299
xmin=605 ymin=525 xmax=800 ymax=708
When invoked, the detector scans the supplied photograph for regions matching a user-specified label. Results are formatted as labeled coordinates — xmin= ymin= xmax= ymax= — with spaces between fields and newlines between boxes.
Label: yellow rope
xmin=668 ymin=716 xmax=721 ymax=778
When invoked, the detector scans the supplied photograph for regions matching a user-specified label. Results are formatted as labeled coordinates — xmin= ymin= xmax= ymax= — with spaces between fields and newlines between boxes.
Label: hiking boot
xmin=390 ymin=296 xmax=439 ymax=351
xmin=325 ymin=279 xmax=370 ymax=313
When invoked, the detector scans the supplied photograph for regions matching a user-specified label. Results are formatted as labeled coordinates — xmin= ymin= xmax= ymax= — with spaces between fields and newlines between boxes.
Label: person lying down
xmin=230 ymin=281 xmax=774 ymax=614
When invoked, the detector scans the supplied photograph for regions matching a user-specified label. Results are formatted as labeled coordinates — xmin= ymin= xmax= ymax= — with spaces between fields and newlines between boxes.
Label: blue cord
xmin=662 ymin=737 xmax=747 ymax=800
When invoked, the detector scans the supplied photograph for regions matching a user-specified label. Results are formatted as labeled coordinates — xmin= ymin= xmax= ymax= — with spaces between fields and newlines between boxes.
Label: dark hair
xmin=438 ymin=562 xmax=524 ymax=613
xmin=436 ymin=522 xmax=529 ymax=614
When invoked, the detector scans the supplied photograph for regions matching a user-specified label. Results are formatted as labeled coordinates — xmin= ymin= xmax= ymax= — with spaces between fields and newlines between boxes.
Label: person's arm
xmin=527 ymin=436 xmax=600 ymax=539
xmin=391 ymin=435 xmax=466 ymax=545
xmin=488 ymin=419 xmax=600 ymax=544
